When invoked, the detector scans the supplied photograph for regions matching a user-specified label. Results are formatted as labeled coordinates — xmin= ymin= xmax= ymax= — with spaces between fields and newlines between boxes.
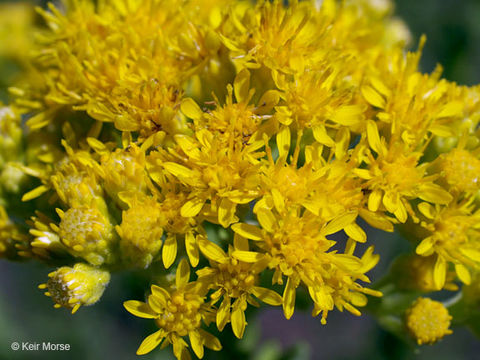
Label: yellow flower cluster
xmin=1 ymin=0 xmax=479 ymax=357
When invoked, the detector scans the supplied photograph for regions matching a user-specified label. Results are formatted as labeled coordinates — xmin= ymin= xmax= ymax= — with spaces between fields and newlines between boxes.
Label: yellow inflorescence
xmin=39 ymin=263 xmax=110 ymax=314
xmin=1 ymin=0 xmax=479 ymax=358
xmin=124 ymin=259 xmax=222 ymax=358
xmin=406 ymin=297 xmax=453 ymax=345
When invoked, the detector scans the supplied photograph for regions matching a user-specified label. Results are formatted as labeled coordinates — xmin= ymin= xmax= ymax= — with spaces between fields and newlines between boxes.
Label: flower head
xmin=197 ymin=234 xmax=282 ymax=338
xmin=39 ymin=263 xmax=110 ymax=314
xmin=124 ymin=259 xmax=221 ymax=359
xmin=405 ymin=297 xmax=452 ymax=345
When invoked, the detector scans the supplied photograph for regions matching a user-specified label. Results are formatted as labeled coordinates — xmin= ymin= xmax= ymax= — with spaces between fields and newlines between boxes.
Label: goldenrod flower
xmin=54 ymin=204 xmax=117 ymax=266
xmin=149 ymin=130 xmax=261 ymax=227
xmin=124 ymin=259 xmax=221 ymax=358
xmin=21 ymin=140 xmax=102 ymax=205
xmin=116 ymin=195 xmax=165 ymax=268
xmin=196 ymin=234 xmax=282 ymax=338
xmin=95 ymin=142 xmax=148 ymax=206
xmin=405 ymin=297 xmax=452 ymax=345
xmin=39 ymin=263 xmax=110 ymax=314
xmin=415 ymin=199 xmax=480 ymax=289
xmin=231 ymin=208 xmax=380 ymax=323
xmin=434 ymin=138 xmax=480 ymax=194
xmin=257 ymin=130 xmax=364 ymax=225
xmin=360 ymin=122 xmax=452 ymax=223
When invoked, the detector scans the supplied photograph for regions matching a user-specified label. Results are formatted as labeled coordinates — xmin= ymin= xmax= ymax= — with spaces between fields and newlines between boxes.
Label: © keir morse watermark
xmin=10 ymin=341 xmax=71 ymax=351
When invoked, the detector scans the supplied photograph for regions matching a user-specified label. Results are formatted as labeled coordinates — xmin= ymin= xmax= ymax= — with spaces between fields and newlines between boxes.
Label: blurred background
xmin=1 ymin=0 xmax=480 ymax=359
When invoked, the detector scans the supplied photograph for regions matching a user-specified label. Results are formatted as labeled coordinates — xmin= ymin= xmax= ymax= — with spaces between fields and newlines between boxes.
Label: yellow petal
xmin=256 ymin=209 xmax=276 ymax=233
xmin=460 ymin=247 xmax=480 ymax=262
xmin=198 ymin=329 xmax=222 ymax=351
xmin=433 ymin=256 xmax=446 ymax=290
xmin=359 ymin=209 xmax=394 ymax=232
xmin=271 ymin=189 xmax=285 ymax=213
xmin=181 ymin=198 xmax=205 ymax=218
xmin=176 ymin=258 xmax=190 ymax=289
xmin=455 ymin=263 xmax=471 ymax=285
xmin=429 ymin=124 xmax=454 ymax=137
xmin=218 ymin=198 xmax=238 ymax=228
xmin=344 ymin=303 xmax=361 ymax=317
xmin=362 ymin=85 xmax=385 ymax=109
xmin=185 ymin=232 xmax=199 ymax=267
xmin=366 ymin=120 xmax=382 ymax=154
xmin=123 ymin=300 xmax=157 ymax=319
xmin=416 ymin=237 xmax=435 ymax=256
xmin=148 ymin=294 xmax=164 ymax=313
xmin=198 ymin=237 xmax=228 ymax=263
xmin=394 ymin=201 xmax=408 ymax=223
xmin=344 ymin=223 xmax=366 ymax=243
xmin=283 ymin=277 xmax=296 ymax=320
xmin=231 ymin=300 xmax=246 ymax=338
xmin=234 ymin=68 xmax=251 ymax=104
xmin=22 ymin=185 xmax=49 ymax=201
xmin=151 ymin=285 xmax=170 ymax=304
xmin=329 ymin=105 xmax=364 ymax=126
xmin=252 ymin=286 xmax=282 ymax=306
xmin=162 ymin=234 xmax=177 ymax=269
xmin=257 ymin=90 xmax=280 ymax=114
xmin=180 ymin=98 xmax=203 ymax=119
xmin=323 ymin=211 xmax=358 ymax=235
xmin=189 ymin=330 xmax=204 ymax=359
xmin=370 ymin=76 xmax=391 ymax=98
xmin=136 ymin=330 xmax=164 ymax=355
xmin=276 ymin=126 xmax=291 ymax=159
xmin=368 ymin=189 xmax=382 ymax=212
xmin=232 ymin=250 xmax=264 ymax=263
xmin=349 ymin=292 xmax=368 ymax=307
xmin=418 ymin=202 xmax=435 ymax=219
xmin=163 ymin=162 xmax=195 ymax=179
xmin=175 ymin=135 xmax=201 ymax=160
xmin=216 ymin=296 xmax=231 ymax=331
xmin=231 ymin=223 xmax=263 ymax=240
xmin=417 ymin=183 xmax=453 ymax=204
xmin=312 ymin=124 xmax=335 ymax=147
xmin=437 ymin=101 xmax=463 ymax=118
xmin=382 ymin=191 xmax=399 ymax=213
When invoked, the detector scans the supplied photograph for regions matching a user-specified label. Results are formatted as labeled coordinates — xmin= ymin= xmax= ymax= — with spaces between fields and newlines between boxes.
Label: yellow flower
xmin=196 ymin=234 xmax=282 ymax=338
xmin=28 ymin=211 xmax=69 ymax=259
xmin=231 ymin=208 xmax=381 ymax=323
xmin=405 ymin=297 xmax=452 ymax=345
xmin=124 ymin=259 xmax=221 ymax=359
xmin=433 ymin=137 xmax=480 ymax=194
xmin=39 ymin=263 xmax=110 ymax=314
xmin=219 ymin=0 xmax=317 ymax=73
xmin=181 ymin=69 xmax=280 ymax=149
xmin=21 ymin=140 xmax=102 ymax=205
xmin=53 ymin=203 xmax=117 ymax=266
xmin=94 ymin=142 xmax=148 ymax=206
xmin=149 ymin=129 xmax=261 ymax=227
xmin=116 ymin=195 xmax=165 ymax=268
xmin=257 ymin=130 xmax=364 ymax=225
xmin=272 ymin=69 xmax=367 ymax=135
xmin=360 ymin=121 xmax=452 ymax=223
xmin=415 ymin=198 xmax=480 ymax=289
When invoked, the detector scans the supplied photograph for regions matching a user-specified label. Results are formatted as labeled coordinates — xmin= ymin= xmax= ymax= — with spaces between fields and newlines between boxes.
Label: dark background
xmin=1 ymin=1 xmax=480 ymax=359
